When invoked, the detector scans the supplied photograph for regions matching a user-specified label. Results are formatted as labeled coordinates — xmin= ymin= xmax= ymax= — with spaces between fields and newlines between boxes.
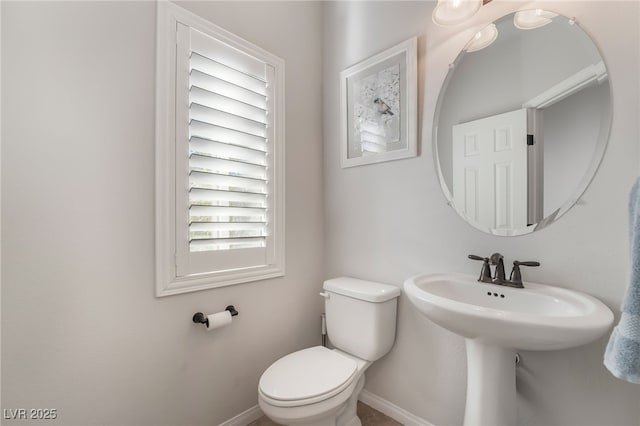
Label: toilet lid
xmin=259 ymin=346 xmax=358 ymax=402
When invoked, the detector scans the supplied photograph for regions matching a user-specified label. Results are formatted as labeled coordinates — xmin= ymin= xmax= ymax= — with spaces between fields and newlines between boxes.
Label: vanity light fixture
xmin=432 ymin=0 xmax=490 ymax=26
xmin=464 ymin=23 xmax=498 ymax=52
xmin=513 ymin=9 xmax=559 ymax=30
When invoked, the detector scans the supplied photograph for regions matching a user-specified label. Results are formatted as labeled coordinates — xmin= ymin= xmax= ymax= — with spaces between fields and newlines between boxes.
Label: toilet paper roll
xmin=206 ymin=310 xmax=232 ymax=331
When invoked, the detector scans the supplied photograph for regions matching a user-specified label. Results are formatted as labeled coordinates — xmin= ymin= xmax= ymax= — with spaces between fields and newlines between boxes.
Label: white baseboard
xmin=359 ymin=389 xmax=434 ymax=426
xmin=217 ymin=404 xmax=263 ymax=426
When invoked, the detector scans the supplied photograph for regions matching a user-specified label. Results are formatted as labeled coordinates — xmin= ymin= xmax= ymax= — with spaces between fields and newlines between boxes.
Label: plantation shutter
xmin=174 ymin=24 xmax=279 ymax=277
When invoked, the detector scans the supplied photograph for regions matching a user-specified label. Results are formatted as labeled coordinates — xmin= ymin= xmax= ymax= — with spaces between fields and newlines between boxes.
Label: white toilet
xmin=258 ymin=277 xmax=401 ymax=426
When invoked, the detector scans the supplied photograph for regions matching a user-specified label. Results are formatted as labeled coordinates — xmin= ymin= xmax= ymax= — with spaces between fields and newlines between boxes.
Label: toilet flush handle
xmin=319 ymin=292 xmax=330 ymax=299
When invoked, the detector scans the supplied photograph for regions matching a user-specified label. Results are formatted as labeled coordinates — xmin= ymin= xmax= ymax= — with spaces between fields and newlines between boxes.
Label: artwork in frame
xmin=340 ymin=37 xmax=418 ymax=168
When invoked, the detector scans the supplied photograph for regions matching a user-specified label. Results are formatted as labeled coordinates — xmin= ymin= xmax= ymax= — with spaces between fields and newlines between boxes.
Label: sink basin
xmin=404 ymin=272 xmax=613 ymax=426
xmin=404 ymin=272 xmax=613 ymax=351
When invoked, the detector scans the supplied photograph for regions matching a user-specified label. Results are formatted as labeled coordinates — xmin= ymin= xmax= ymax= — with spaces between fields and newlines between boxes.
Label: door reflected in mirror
xmin=434 ymin=10 xmax=611 ymax=236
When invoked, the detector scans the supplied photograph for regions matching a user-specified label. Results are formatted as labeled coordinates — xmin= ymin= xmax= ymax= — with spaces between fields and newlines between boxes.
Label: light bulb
xmin=514 ymin=9 xmax=558 ymax=30
xmin=432 ymin=0 xmax=483 ymax=26
xmin=464 ymin=23 xmax=498 ymax=52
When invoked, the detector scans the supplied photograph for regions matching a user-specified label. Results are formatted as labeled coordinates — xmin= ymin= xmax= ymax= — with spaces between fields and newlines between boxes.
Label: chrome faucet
xmin=468 ymin=253 xmax=540 ymax=288
xmin=490 ymin=253 xmax=506 ymax=283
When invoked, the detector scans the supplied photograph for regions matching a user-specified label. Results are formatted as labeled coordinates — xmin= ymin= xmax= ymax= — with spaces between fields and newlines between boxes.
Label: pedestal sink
xmin=404 ymin=273 xmax=613 ymax=426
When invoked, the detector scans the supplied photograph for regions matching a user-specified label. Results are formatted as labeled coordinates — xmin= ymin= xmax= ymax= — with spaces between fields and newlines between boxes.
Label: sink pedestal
xmin=404 ymin=273 xmax=614 ymax=426
xmin=464 ymin=340 xmax=516 ymax=426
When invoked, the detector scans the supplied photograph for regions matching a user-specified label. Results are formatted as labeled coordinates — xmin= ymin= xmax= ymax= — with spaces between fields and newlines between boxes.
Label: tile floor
xmin=247 ymin=401 xmax=403 ymax=426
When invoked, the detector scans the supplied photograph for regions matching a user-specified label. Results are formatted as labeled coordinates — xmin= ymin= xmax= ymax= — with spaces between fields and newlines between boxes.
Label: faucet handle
xmin=513 ymin=260 xmax=540 ymax=267
xmin=468 ymin=254 xmax=488 ymax=262
xmin=468 ymin=254 xmax=492 ymax=283
xmin=509 ymin=260 xmax=540 ymax=287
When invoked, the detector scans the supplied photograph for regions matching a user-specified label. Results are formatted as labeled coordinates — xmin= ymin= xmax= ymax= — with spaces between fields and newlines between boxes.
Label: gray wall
xmin=1 ymin=1 xmax=324 ymax=425
xmin=323 ymin=1 xmax=640 ymax=426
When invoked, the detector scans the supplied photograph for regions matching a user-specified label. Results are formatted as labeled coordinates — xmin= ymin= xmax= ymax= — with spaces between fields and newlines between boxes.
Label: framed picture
xmin=340 ymin=37 xmax=418 ymax=168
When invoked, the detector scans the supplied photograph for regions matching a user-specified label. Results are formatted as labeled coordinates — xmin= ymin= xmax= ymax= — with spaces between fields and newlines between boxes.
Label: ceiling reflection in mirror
xmin=433 ymin=10 xmax=611 ymax=236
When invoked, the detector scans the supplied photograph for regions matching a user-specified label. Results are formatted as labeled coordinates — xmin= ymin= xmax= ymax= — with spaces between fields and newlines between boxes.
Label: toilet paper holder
xmin=192 ymin=305 xmax=239 ymax=327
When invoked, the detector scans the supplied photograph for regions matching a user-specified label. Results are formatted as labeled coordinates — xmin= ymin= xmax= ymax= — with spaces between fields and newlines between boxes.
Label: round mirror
xmin=433 ymin=10 xmax=611 ymax=236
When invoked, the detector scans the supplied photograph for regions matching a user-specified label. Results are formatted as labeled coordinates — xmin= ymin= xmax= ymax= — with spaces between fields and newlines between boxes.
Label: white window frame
xmin=155 ymin=1 xmax=285 ymax=297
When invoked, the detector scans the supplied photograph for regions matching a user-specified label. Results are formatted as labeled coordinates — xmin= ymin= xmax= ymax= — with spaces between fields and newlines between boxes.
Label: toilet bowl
xmin=258 ymin=277 xmax=401 ymax=426
xmin=259 ymin=346 xmax=369 ymax=426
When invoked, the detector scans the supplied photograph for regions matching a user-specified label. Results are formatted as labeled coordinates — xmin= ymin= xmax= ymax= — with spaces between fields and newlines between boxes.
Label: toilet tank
xmin=323 ymin=277 xmax=401 ymax=361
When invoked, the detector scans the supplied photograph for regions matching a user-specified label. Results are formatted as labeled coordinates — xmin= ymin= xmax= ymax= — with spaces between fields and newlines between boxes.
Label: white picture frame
xmin=340 ymin=37 xmax=418 ymax=168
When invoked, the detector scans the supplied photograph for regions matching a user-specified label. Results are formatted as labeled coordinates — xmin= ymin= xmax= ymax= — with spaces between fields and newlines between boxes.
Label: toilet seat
xmin=259 ymin=346 xmax=358 ymax=407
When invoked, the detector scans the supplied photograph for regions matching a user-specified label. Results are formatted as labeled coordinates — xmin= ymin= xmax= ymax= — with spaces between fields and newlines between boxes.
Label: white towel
xmin=604 ymin=177 xmax=640 ymax=383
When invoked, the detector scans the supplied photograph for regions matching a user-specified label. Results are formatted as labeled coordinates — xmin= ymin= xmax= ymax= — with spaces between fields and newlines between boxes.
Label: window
xmin=156 ymin=2 xmax=285 ymax=296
